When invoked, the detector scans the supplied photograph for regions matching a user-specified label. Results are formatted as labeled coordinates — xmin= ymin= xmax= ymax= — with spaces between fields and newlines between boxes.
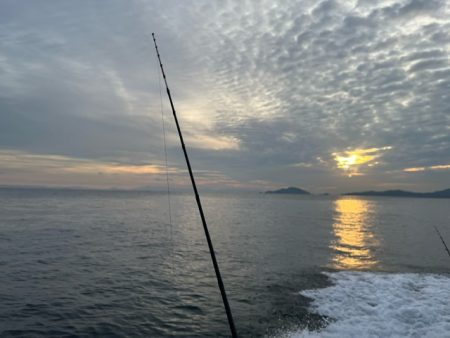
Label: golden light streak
xmin=330 ymin=198 xmax=379 ymax=270
xmin=63 ymin=164 xmax=165 ymax=175
xmin=403 ymin=167 xmax=426 ymax=172
xmin=0 ymin=151 xmax=178 ymax=175
xmin=403 ymin=164 xmax=450 ymax=172
xmin=0 ymin=150 xmax=175 ymax=176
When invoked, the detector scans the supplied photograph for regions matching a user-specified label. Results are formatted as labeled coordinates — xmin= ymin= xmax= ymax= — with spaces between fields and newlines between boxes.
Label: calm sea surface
xmin=0 ymin=188 xmax=449 ymax=337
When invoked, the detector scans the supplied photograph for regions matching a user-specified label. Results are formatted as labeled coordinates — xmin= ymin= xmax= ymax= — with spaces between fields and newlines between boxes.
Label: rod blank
xmin=152 ymin=33 xmax=238 ymax=338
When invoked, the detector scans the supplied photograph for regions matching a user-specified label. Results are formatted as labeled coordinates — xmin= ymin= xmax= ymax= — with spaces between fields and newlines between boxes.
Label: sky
xmin=0 ymin=0 xmax=449 ymax=193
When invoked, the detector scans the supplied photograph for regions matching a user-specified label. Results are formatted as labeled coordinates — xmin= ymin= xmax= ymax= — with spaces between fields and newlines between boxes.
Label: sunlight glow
xmin=63 ymin=164 xmax=166 ymax=175
xmin=333 ymin=146 xmax=392 ymax=177
xmin=330 ymin=198 xmax=379 ymax=270
xmin=187 ymin=134 xmax=240 ymax=150
xmin=0 ymin=150 xmax=181 ymax=188
xmin=404 ymin=164 xmax=450 ymax=172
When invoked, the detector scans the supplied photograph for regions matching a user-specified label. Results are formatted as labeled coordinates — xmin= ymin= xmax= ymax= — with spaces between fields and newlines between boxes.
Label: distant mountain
xmin=265 ymin=187 xmax=311 ymax=195
xmin=432 ymin=188 xmax=450 ymax=198
xmin=344 ymin=188 xmax=450 ymax=198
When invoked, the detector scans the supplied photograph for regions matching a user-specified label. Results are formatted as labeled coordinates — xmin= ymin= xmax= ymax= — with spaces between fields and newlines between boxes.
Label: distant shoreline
xmin=2 ymin=185 xmax=450 ymax=198
xmin=264 ymin=186 xmax=450 ymax=199
xmin=344 ymin=189 xmax=450 ymax=199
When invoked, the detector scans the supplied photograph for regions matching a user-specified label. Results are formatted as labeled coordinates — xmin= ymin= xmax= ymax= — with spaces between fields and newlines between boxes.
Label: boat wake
xmin=284 ymin=271 xmax=450 ymax=337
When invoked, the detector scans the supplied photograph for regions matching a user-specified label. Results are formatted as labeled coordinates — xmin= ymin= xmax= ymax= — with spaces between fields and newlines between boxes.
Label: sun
xmin=335 ymin=154 xmax=358 ymax=171
xmin=333 ymin=146 xmax=392 ymax=177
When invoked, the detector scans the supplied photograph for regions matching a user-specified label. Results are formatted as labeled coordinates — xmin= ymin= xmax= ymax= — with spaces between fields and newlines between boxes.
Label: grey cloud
xmin=0 ymin=98 xmax=161 ymax=163
xmin=189 ymin=0 xmax=449 ymax=186
xmin=0 ymin=0 xmax=449 ymax=191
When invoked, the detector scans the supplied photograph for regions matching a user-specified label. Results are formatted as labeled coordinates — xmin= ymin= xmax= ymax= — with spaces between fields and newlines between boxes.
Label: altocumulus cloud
xmin=0 ymin=0 xmax=449 ymax=192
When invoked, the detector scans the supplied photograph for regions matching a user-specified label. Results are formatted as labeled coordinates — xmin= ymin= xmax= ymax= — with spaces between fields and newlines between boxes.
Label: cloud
xmin=403 ymin=164 xmax=450 ymax=172
xmin=0 ymin=0 xmax=449 ymax=191
xmin=0 ymin=150 xmax=174 ymax=188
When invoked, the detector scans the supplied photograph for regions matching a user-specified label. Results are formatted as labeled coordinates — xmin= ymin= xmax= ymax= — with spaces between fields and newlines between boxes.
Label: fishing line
xmin=156 ymin=48 xmax=175 ymax=276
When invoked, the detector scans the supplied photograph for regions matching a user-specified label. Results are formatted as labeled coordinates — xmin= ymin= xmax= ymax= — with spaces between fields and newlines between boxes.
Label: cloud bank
xmin=0 ymin=0 xmax=449 ymax=191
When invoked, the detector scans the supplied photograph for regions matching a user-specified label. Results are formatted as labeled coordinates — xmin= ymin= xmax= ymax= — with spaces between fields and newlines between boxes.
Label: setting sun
xmin=333 ymin=146 xmax=392 ymax=177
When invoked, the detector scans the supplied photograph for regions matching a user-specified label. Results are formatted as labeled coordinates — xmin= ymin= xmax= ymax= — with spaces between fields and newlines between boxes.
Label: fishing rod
xmin=152 ymin=33 xmax=238 ymax=338
xmin=434 ymin=226 xmax=450 ymax=260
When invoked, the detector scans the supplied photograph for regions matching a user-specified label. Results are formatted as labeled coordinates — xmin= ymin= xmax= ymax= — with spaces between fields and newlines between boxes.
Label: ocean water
xmin=0 ymin=188 xmax=449 ymax=337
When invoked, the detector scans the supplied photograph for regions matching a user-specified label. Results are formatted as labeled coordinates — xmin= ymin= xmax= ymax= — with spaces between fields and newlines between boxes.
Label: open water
xmin=0 ymin=188 xmax=449 ymax=337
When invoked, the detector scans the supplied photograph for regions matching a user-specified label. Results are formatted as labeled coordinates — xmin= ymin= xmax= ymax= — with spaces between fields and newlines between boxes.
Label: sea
xmin=0 ymin=187 xmax=449 ymax=337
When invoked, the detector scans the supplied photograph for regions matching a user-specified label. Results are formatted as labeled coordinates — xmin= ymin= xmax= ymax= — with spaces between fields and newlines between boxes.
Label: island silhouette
xmin=265 ymin=187 xmax=310 ymax=195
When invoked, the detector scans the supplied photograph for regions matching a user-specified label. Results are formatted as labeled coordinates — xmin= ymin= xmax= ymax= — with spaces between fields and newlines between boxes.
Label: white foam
xmin=286 ymin=272 xmax=450 ymax=338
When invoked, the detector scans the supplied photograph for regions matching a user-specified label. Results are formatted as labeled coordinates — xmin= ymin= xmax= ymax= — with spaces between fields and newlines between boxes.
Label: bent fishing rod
xmin=152 ymin=33 xmax=238 ymax=338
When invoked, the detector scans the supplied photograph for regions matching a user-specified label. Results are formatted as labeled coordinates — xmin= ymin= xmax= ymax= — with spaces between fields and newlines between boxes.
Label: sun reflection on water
xmin=330 ymin=198 xmax=379 ymax=270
